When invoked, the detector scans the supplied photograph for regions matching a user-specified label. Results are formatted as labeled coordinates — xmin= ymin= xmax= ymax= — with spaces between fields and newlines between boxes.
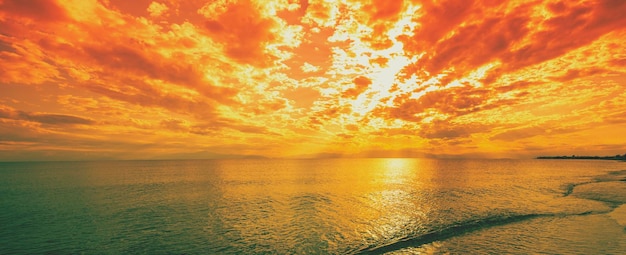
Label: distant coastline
xmin=537 ymin=154 xmax=626 ymax=161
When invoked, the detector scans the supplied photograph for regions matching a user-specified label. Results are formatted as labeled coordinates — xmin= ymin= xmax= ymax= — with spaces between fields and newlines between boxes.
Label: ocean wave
xmin=565 ymin=169 xmax=626 ymax=205
xmin=571 ymin=181 xmax=626 ymax=205
xmin=355 ymin=204 xmax=618 ymax=254
xmin=354 ymin=213 xmax=551 ymax=255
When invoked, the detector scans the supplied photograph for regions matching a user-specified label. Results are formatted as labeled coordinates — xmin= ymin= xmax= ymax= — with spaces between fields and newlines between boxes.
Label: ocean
xmin=1 ymin=158 xmax=625 ymax=254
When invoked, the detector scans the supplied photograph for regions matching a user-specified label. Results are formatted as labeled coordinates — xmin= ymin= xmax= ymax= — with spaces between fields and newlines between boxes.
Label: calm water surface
xmin=1 ymin=159 xmax=625 ymax=254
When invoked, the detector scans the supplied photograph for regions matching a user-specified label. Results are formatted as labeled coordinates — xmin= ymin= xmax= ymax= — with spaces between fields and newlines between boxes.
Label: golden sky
xmin=1 ymin=0 xmax=626 ymax=160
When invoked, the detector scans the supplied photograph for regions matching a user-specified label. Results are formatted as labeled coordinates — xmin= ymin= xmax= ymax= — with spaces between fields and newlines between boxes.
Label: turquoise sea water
xmin=1 ymin=159 xmax=625 ymax=254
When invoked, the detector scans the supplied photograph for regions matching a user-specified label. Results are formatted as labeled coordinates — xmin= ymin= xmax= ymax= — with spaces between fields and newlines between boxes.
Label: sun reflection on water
xmin=380 ymin=158 xmax=415 ymax=185
xmin=355 ymin=158 xmax=433 ymax=248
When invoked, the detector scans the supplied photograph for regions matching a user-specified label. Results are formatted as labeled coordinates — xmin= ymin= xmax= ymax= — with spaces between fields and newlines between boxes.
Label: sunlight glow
xmin=1 ymin=0 xmax=625 ymax=160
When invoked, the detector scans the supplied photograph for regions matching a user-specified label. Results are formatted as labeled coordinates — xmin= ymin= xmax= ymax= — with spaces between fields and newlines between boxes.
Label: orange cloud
xmin=1 ymin=0 xmax=626 ymax=160
xmin=200 ymin=0 xmax=278 ymax=65
xmin=369 ymin=0 xmax=403 ymax=20
xmin=343 ymin=76 xmax=372 ymax=98
xmin=502 ymin=0 xmax=626 ymax=71
xmin=0 ymin=0 xmax=68 ymax=22
xmin=147 ymin=2 xmax=169 ymax=17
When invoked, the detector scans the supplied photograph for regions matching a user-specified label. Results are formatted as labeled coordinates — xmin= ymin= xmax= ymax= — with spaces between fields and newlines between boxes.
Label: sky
xmin=1 ymin=0 xmax=626 ymax=161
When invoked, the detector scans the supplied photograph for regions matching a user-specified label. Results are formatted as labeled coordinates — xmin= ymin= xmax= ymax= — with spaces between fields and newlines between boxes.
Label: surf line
xmin=562 ymin=169 xmax=626 ymax=200
xmin=355 ymin=210 xmax=619 ymax=255
xmin=358 ymin=169 xmax=626 ymax=255
xmin=354 ymin=210 xmax=604 ymax=255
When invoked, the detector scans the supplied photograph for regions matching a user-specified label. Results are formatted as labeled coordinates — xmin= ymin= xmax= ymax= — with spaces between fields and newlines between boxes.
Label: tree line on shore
xmin=536 ymin=154 xmax=626 ymax=160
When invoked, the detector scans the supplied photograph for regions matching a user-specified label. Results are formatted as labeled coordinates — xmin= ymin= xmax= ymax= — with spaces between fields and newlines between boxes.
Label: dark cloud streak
xmin=0 ymin=105 xmax=94 ymax=126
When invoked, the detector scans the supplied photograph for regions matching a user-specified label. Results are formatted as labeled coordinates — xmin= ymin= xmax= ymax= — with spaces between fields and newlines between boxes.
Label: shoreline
xmin=568 ymin=169 xmax=626 ymax=227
